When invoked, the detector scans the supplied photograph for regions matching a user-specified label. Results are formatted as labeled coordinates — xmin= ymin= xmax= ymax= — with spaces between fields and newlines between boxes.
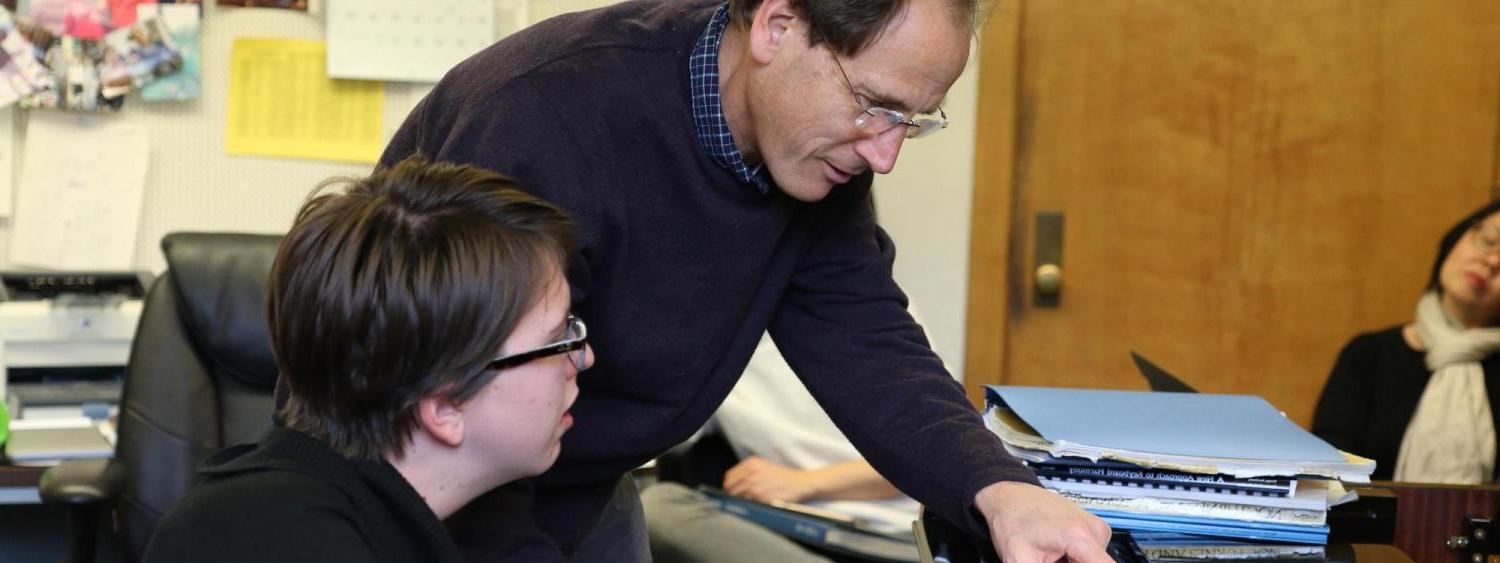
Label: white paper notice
xmin=9 ymin=112 xmax=149 ymax=270
xmin=327 ymin=0 xmax=500 ymax=83
xmin=0 ymin=107 xmax=13 ymax=218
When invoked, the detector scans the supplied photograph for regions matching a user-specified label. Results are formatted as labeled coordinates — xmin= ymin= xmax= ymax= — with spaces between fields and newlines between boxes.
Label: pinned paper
xmin=27 ymin=0 xmax=109 ymax=39
xmin=225 ymin=39 xmax=383 ymax=163
xmin=217 ymin=0 xmax=305 ymax=10
xmin=0 ymin=8 xmax=53 ymax=108
xmin=137 ymin=2 xmax=198 ymax=101
xmin=106 ymin=0 xmax=153 ymax=28
xmin=17 ymin=32 xmax=125 ymax=113
xmin=0 ymin=108 xmax=13 ymax=217
xmin=9 ymin=111 xmax=149 ymax=270
xmin=326 ymin=0 xmax=499 ymax=83
xmin=98 ymin=12 xmax=181 ymax=99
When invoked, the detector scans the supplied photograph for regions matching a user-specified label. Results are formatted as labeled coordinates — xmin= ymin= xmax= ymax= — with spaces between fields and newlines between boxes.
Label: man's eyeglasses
xmin=487 ymin=315 xmax=589 ymax=371
xmin=829 ymin=53 xmax=948 ymax=140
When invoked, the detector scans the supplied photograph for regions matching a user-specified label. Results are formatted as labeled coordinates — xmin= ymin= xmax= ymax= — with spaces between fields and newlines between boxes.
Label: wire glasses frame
xmin=487 ymin=314 xmax=589 ymax=371
xmin=1469 ymin=222 xmax=1500 ymax=258
xmin=829 ymin=54 xmax=949 ymax=140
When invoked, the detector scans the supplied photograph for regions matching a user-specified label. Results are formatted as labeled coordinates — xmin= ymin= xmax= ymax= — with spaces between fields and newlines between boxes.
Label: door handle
xmin=1035 ymin=264 xmax=1062 ymax=296
xmin=1033 ymin=211 xmax=1063 ymax=307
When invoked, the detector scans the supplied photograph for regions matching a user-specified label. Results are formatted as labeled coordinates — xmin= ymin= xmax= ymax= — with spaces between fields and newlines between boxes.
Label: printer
xmin=0 ymin=272 xmax=150 ymax=421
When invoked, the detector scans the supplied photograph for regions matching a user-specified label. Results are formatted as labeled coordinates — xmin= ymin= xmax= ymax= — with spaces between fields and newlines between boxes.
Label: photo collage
xmin=1 ymin=0 xmax=198 ymax=112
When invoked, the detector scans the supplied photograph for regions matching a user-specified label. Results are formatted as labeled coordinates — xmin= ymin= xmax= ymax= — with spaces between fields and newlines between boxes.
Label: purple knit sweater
xmin=381 ymin=0 xmax=1037 ymax=558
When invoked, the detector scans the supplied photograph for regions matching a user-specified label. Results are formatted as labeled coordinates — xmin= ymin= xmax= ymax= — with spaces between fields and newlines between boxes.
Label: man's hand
xmin=975 ymin=481 xmax=1113 ymax=563
xmin=723 ymin=456 xmax=817 ymax=503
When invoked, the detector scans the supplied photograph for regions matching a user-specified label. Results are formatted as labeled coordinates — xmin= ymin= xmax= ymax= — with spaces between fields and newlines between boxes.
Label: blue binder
xmin=985 ymin=385 xmax=1346 ymax=463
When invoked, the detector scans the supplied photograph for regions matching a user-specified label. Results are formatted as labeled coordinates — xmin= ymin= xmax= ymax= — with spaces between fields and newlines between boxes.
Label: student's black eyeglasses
xmin=487 ymin=315 xmax=589 ymax=371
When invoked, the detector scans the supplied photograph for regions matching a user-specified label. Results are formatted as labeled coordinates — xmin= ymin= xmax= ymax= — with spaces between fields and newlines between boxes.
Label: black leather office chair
xmin=39 ymin=232 xmax=283 ymax=563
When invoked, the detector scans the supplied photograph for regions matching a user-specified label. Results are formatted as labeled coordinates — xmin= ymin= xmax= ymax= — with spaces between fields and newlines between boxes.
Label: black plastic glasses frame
xmin=487 ymin=314 xmax=588 ymax=371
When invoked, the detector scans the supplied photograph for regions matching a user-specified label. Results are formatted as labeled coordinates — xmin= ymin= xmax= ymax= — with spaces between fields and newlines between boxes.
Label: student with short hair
xmin=143 ymin=155 xmax=589 ymax=563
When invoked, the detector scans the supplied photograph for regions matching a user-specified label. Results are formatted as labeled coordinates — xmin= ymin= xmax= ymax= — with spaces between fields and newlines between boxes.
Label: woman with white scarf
xmin=1313 ymin=200 xmax=1500 ymax=484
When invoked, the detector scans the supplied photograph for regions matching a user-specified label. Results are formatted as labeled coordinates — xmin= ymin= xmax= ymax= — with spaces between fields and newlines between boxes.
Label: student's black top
xmin=142 ymin=427 xmax=462 ymax=563
xmin=1313 ymin=325 xmax=1500 ymax=481
xmin=383 ymin=0 xmax=1037 ymax=557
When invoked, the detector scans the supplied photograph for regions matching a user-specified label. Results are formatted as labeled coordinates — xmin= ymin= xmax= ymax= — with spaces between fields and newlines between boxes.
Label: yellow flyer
xmin=226 ymin=39 xmax=383 ymax=163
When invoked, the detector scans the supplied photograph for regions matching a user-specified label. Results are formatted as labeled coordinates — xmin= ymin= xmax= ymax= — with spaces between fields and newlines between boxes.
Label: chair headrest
xmin=161 ymin=232 xmax=283 ymax=390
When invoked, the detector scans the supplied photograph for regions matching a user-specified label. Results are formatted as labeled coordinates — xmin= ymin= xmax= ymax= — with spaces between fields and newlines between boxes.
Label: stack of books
xmin=983 ymin=386 xmax=1376 ymax=561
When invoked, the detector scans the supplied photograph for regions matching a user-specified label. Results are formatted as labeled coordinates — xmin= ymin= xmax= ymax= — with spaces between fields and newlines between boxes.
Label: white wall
xmin=0 ymin=1 xmax=978 ymax=378
xmin=0 ymin=6 xmax=411 ymax=275
xmin=874 ymin=51 xmax=978 ymax=380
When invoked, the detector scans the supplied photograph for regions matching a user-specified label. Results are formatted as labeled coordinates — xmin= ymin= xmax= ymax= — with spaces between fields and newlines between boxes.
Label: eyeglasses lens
xmin=567 ymin=317 xmax=587 ymax=370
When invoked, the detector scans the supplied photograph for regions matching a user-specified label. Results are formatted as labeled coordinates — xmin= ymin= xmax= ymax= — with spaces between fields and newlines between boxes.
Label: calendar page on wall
xmin=327 ymin=0 xmax=525 ymax=83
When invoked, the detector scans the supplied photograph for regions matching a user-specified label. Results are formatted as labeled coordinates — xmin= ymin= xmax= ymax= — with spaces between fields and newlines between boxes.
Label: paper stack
xmin=984 ymin=386 xmax=1375 ymax=561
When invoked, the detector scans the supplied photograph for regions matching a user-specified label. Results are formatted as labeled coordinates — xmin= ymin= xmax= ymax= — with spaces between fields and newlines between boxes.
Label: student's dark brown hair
xmin=268 ymin=155 xmax=575 ymax=460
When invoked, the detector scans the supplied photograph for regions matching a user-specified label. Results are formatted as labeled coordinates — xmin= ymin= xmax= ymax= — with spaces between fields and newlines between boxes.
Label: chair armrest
xmin=39 ymin=458 xmax=124 ymax=506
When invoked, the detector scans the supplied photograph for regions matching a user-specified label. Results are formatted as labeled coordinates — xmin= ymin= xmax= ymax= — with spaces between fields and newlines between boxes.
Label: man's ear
xmin=748 ymin=0 xmax=802 ymax=65
xmin=416 ymin=394 xmax=465 ymax=448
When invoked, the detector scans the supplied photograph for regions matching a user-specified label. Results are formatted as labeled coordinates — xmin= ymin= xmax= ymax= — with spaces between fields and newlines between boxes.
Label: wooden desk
xmin=0 ymin=464 xmax=44 ymax=504
xmin=1330 ymin=544 xmax=1420 ymax=563
xmin=1373 ymin=480 xmax=1500 ymax=563
xmin=915 ymin=509 xmax=1414 ymax=563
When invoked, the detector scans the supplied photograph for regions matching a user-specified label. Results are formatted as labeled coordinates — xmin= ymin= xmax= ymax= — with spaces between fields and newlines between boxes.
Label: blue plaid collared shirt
xmin=690 ymin=5 xmax=772 ymax=194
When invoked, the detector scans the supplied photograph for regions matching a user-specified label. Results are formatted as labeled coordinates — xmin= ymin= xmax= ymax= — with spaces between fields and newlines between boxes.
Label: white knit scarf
xmin=1394 ymin=291 xmax=1500 ymax=483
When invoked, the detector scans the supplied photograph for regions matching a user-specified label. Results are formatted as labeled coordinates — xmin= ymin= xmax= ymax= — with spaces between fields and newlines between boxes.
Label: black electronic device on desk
xmin=915 ymin=508 xmax=1148 ymax=563
xmin=0 ymin=272 xmax=151 ymax=302
xmin=914 ymin=509 xmax=1418 ymax=563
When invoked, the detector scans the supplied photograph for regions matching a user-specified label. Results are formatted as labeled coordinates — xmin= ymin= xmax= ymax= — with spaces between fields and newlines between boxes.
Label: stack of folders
xmin=983 ymin=386 xmax=1376 ymax=562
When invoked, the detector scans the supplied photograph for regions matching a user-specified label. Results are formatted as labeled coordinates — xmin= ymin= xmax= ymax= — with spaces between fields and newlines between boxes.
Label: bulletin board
xmin=0 ymin=0 xmax=530 ymax=274
xmin=0 ymin=0 xmax=986 ymax=377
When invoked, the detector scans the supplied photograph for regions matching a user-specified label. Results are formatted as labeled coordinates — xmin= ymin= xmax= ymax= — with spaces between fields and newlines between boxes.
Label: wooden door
xmin=964 ymin=0 xmax=1500 ymax=427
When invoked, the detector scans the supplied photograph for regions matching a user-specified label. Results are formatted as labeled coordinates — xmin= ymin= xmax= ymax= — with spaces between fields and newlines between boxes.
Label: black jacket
xmin=1312 ymin=325 xmax=1500 ymax=481
xmin=142 ymin=427 xmax=463 ymax=563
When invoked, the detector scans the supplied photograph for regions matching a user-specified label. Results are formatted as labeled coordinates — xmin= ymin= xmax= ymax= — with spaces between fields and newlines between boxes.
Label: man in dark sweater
xmin=146 ymin=157 xmax=590 ymax=562
xmin=383 ymin=1 xmax=1111 ymax=561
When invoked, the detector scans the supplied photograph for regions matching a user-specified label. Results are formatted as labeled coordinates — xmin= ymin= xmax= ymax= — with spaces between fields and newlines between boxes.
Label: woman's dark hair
xmin=727 ymin=0 xmax=980 ymax=57
xmin=1427 ymin=198 xmax=1500 ymax=294
xmin=268 ymin=155 xmax=575 ymax=460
